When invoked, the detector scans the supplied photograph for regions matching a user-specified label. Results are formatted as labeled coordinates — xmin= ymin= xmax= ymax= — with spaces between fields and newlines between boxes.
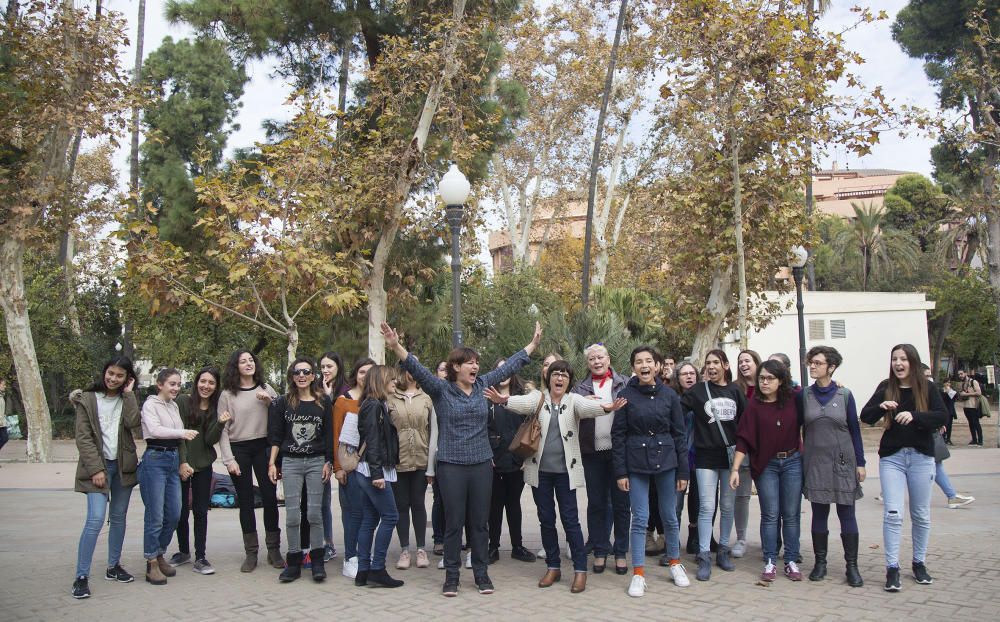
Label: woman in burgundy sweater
xmin=729 ymin=359 xmax=803 ymax=582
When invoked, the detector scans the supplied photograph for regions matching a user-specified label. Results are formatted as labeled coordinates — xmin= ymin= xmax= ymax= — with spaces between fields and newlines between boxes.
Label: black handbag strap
xmin=704 ymin=381 xmax=732 ymax=446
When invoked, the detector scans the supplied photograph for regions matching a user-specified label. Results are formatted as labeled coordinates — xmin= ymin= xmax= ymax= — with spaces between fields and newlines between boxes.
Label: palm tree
xmin=832 ymin=201 xmax=920 ymax=291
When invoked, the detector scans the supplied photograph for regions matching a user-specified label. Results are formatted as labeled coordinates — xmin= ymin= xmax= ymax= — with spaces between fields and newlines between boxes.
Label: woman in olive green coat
xmin=72 ymin=356 xmax=141 ymax=599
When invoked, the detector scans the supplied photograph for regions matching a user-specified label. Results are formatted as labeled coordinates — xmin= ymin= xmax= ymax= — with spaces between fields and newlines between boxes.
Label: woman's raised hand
xmin=601 ymin=397 xmax=627 ymax=413
xmin=484 ymin=387 xmax=509 ymax=405
xmin=380 ymin=321 xmax=409 ymax=359
xmin=524 ymin=321 xmax=543 ymax=355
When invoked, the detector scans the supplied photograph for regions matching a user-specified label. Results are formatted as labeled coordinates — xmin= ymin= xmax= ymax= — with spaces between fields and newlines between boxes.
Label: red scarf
xmin=592 ymin=369 xmax=613 ymax=389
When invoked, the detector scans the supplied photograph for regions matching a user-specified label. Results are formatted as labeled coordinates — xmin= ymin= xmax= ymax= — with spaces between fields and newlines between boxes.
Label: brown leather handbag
xmin=508 ymin=392 xmax=546 ymax=459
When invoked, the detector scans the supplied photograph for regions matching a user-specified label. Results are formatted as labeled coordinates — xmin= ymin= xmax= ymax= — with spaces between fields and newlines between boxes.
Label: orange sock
xmin=634 ymin=567 xmax=645 ymax=577
xmin=669 ymin=559 xmax=680 ymax=566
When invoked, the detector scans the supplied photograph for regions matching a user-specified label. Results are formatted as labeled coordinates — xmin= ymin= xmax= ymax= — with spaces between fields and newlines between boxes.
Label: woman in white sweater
xmin=487 ymin=360 xmax=624 ymax=594
xmin=138 ymin=368 xmax=198 ymax=585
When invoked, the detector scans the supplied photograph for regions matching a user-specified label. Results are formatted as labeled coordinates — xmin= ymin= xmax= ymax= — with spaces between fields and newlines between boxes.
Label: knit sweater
xmin=218 ymin=383 xmax=277 ymax=466
xmin=177 ymin=395 xmax=224 ymax=471
xmin=860 ymin=380 xmax=948 ymax=458
xmin=141 ymin=395 xmax=186 ymax=440
xmin=332 ymin=394 xmax=361 ymax=471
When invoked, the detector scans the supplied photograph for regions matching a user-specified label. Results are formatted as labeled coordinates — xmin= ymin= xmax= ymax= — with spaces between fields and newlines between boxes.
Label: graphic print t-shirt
xmin=682 ymin=382 xmax=746 ymax=469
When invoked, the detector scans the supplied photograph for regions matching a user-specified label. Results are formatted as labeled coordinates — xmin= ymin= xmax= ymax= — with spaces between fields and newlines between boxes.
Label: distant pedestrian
xmin=923 ymin=367 xmax=974 ymax=509
xmin=71 ymin=357 xmax=141 ymax=599
xmin=861 ymin=344 xmax=948 ymax=592
xmin=957 ymin=370 xmax=984 ymax=446
xmin=0 ymin=379 xmax=8 ymax=455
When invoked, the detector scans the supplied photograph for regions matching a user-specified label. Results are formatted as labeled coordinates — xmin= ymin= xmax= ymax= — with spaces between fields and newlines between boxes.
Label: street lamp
xmin=789 ymin=245 xmax=809 ymax=387
xmin=439 ymin=163 xmax=471 ymax=347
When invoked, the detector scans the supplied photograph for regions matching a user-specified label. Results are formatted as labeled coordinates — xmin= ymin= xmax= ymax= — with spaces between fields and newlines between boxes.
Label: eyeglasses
xmin=550 ymin=371 xmax=570 ymax=379
xmin=758 ymin=374 xmax=779 ymax=383
xmin=291 ymin=369 xmax=314 ymax=377
xmin=808 ymin=361 xmax=826 ymax=367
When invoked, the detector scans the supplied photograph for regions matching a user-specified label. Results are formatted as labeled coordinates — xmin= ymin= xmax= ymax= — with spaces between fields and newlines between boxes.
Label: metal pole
xmin=447 ymin=204 xmax=464 ymax=347
xmin=793 ymin=266 xmax=807 ymax=386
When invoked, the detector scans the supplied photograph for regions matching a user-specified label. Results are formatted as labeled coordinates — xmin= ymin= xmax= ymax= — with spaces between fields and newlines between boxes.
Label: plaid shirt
xmin=401 ymin=349 xmax=530 ymax=465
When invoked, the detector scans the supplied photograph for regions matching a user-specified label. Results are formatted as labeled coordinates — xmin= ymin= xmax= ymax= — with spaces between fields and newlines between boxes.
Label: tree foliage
xmin=882 ymin=173 xmax=953 ymax=250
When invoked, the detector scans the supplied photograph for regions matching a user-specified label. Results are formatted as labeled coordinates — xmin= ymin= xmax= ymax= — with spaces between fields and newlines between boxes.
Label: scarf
xmin=592 ymin=369 xmax=613 ymax=389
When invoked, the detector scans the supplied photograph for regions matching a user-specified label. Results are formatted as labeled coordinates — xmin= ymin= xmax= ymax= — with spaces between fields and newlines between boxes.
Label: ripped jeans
xmin=879 ymin=448 xmax=934 ymax=568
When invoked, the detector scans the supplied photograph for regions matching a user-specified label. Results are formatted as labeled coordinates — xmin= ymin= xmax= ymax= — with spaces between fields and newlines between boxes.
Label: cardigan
xmin=505 ymin=389 xmax=605 ymax=490
xmin=177 ymin=395 xmax=224 ymax=471
xmin=72 ymin=389 xmax=141 ymax=493
xmin=572 ymin=371 xmax=628 ymax=454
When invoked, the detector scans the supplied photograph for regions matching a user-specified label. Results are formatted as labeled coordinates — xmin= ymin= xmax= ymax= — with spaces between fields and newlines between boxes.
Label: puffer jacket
xmin=358 ymin=397 xmax=400 ymax=481
xmin=72 ymin=389 xmax=141 ymax=493
xmin=387 ymin=388 xmax=432 ymax=472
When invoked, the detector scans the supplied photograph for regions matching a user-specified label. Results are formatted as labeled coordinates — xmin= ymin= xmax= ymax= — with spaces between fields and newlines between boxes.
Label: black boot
xmin=309 ymin=548 xmax=326 ymax=582
xmin=841 ymin=533 xmax=863 ymax=587
xmin=809 ymin=531 xmax=828 ymax=581
xmin=354 ymin=570 xmax=368 ymax=587
xmin=279 ymin=552 xmax=302 ymax=583
xmin=686 ymin=525 xmax=699 ymax=555
xmin=367 ymin=568 xmax=404 ymax=588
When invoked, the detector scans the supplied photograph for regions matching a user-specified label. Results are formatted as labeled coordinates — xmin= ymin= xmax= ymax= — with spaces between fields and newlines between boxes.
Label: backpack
xmin=210 ymin=492 xmax=237 ymax=508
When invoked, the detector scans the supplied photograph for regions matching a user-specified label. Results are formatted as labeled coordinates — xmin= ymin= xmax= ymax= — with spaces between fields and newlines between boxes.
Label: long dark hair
xmin=348 ymin=357 xmax=377 ymax=388
xmin=755 ymin=359 xmax=793 ymax=407
xmin=885 ymin=344 xmax=928 ymax=425
xmin=286 ymin=356 xmax=325 ymax=408
xmin=86 ymin=356 xmax=137 ymax=394
xmin=735 ymin=349 xmax=761 ymax=393
xmin=491 ymin=358 xmax=525 ymax=396
xmin=705 ymin=349 xmax=733 ymax=383
xmin=186 ymin=366 xmax=221 ymax=425
xmin=223 ymin=349 xmax=265 ymax=394
xmin=317 ymin=351 xmax=347 ymax=396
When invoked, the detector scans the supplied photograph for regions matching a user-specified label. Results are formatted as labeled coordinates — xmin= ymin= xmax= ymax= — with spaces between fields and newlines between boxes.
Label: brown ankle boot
xmin=145 ymin=559 xmax=167 ymax=585
xmin=241 ymin=532 xmax=259 ymax=573
xmin=571 ymin=572 xmax=587 ymax=593
xmin=538 ymin=569 xmax=561 ymax=587
xmin=265 ymin=530 xmax=284 ymax=568
xmin=156 ymin=555 xmax=176 ymax=577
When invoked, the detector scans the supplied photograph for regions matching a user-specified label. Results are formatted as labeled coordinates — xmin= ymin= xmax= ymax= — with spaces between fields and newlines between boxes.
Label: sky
xmin=102 ymin=0 xmax=943 ymax=264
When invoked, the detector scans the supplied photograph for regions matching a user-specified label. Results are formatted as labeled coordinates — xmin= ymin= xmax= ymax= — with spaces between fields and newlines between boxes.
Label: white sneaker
xmin=536 ymin=548 xmax=545 ymax=559
xmin=437 ymin=558 xmax=445 ymax=569
xmin=627 ymin=574 xmax=646 ymax=597
xmin=669 ymin=563 xmax=690 ymax=587
xmin=948 ymin=494 xmax=975 ymax=509
xmin=465 ymin=552 xmax=472 ymax=569
xmin=731 ymin=539 xmax=747 ymax=558
xmin=342 ymin=556 xmax=358 ymax=579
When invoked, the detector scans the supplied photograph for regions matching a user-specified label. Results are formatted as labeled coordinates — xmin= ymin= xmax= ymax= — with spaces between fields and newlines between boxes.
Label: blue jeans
xmin=75 ymin=460 xmax=133 ymax=577
xmin=756 ymin=454 xmax=802 ymax=564
xmin=338 ymin=471 xmax=363 ymax=559
xmin=696 ymin=468 xmax=735 ymax=553
xmin=356 ymin=474 xmax=398 ymax=571
xmin=880 ymin=448 xmax=935 ymax=567
xmin=531 ymin=471 xmax=587 ymax=573
xmin=935 ymin=462 xmax=956 ymax=498
xmin=582 ymin=451 xmax=630 ymax=559
xmin=628 ymin=470 xmax=679 ymax=567
xmin=138 ymin=448 xmax=182 ymax=559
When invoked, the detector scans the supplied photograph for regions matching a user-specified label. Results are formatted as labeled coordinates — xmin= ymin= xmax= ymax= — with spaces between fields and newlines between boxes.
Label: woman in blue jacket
xmin=612 ymin=345 xmax=690 ymax=597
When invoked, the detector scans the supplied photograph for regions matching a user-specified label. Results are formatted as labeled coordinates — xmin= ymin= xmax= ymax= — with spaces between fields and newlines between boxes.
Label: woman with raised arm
xmin=861 ymin=344 xmax=948 ymax=593
xmin=71 ymin=357 xmax=141 ymax=599
xmin=488 ymin=359 xmax=625 ymax=594
xmin=217 ymin=350 xmax=280 ymax=572
xmin=169 ymin=367 xmax=228 ymax=575
xmin=138 ymin=368 xmax=200 ymax=586
xmin=612 ymin=346 xmax=689 ymax=597
xmin=381 ymin=320 xmax=542 ymax=598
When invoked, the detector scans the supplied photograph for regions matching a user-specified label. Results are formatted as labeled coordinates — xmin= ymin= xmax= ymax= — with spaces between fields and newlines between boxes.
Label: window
xmin=830 ymin=319 xmax=846 ymax=339
xmin=809 ymin=319 xmax=825 ymax=340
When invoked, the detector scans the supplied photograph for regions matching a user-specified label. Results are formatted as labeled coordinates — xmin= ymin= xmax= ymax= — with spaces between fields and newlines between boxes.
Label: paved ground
xmin=1 ymin=435 xmax=998 ymax=622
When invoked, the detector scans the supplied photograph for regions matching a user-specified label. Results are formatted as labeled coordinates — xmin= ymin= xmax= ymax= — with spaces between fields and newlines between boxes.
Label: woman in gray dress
xmin=801 ymin=346 xmax=866 ymax=588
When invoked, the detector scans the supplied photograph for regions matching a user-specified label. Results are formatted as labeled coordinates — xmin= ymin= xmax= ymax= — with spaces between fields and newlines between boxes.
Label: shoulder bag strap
xmin=705 ymin=381 xmax=732 ymax=446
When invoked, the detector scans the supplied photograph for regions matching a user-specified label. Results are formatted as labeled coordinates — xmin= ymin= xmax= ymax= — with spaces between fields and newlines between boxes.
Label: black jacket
xmin=488 ymin=401 xmax=525 ymax=472
xmin=611 ymin=377 xmax=689 ymax=481
xmin=860 ymin=380 xmax=948 ymax=458
xmin=359 ymin=397 xmax=400 ymax=481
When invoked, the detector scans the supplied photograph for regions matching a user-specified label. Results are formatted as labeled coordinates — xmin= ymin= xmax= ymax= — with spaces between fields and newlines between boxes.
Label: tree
xmin=894 ymin=0 xmax=1000 ymax=339
xmin=882 ymin=173 xmax=953 ymax=250
xmin=127 ymin=99 xmax=364 ymax=365
xmin=139 ymin=35 xmax=248 ymax=248
xmin=831 ymin=202 xmax=921 ymax=292
xmin=0 ymin=1 xmax=131 ymax=461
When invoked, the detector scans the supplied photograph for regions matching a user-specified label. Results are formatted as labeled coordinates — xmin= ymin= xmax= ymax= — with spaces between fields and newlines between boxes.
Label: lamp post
xmin=439 ymin=163 xmax=471 ymax=347
xmin=789 ymin=245 xmax=809 ymax=387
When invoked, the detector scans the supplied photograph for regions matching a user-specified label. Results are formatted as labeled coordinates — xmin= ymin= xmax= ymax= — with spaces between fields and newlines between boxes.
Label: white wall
xmin=724 ymin=291 xmax=935 ymax=404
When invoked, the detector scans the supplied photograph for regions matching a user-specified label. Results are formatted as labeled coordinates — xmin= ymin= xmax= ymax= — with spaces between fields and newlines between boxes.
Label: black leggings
xmin=489 ymin=470 xmax=525 ymax=549
xmin=230 ymin=438 xmax=279 ymax=534
xmin=810 ymin=502 xmax=858 ymax=534
xmin=393 ymin=469 xmax=428 ymax=548
xmin=964 ymin=408 xmax=984 ymax=444
xmin=177 ymin=469 xmax=213 ymax=558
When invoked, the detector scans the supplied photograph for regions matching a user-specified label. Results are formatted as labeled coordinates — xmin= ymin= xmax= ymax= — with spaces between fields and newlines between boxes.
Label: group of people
xmin=69 ymin=321 xmax=972 ymax=600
